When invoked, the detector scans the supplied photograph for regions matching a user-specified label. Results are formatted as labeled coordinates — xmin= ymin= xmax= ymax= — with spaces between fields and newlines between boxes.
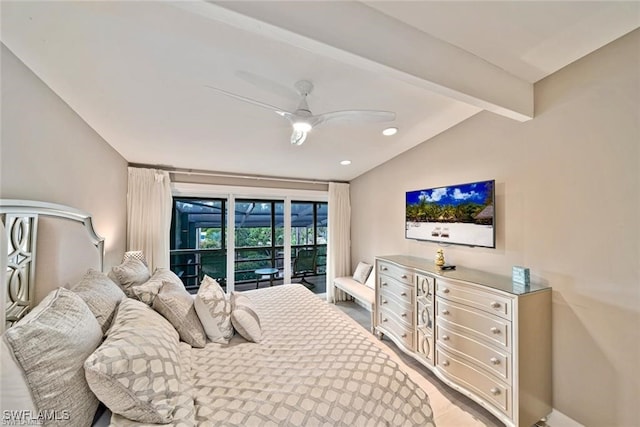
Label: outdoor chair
xmin=292 ymin=248 xmax=317 ymax=289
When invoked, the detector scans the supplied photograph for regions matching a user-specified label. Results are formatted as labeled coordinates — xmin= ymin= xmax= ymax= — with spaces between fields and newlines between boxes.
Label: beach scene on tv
xmin=406 ymin=180 xmax=495 ymax=248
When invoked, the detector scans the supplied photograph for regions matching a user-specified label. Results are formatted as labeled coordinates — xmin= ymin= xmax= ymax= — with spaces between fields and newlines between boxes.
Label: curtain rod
xmin=128 ymin=163 xmax=340 ymax=185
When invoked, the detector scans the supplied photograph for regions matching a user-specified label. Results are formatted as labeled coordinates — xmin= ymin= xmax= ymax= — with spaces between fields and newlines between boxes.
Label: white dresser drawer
xmin=437 ymin=279 xmax=513 ymax=320
xmin=378 ymin=261 xmax=414 ymax=286
xmin=378 ymin=307 xmax=414 ymax=350
xmin=378 ymin=291 xmax=413 ymax=326
xmin=437 ymin=298 xmax=511 ymax=351
xmin=436 ymin=346 xmax=511 ymax=417
xmin=378 ymin=275 xmax=413 ymax=305
xmin=437 ymin=324 xmax=510 ymax=382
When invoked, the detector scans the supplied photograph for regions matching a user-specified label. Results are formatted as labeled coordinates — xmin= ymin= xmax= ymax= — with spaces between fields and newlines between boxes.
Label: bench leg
xmin=370 ymin=309 xmax=375 ymax=334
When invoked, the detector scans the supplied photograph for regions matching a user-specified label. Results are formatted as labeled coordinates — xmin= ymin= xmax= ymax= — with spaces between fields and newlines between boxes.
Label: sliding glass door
xmin=233 ymin=200 xmax=284 ymax=287
xmin=169 ymin=198 xmax=227 ymax=291
xmin=170 ymin=195 xmax=327 ymax=293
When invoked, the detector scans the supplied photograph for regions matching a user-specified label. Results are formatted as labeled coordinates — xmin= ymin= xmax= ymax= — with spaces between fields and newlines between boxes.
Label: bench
xmin=333 ymin=268 xmax=375 ymax=332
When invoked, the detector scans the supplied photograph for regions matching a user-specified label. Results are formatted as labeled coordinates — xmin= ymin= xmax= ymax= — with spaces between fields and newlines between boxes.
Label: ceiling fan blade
xmin=313 ymin=110 xmax=395 ymax=127
xmin=276 ymin=111 xmax=295 ymax=123
xmin=234 ymin=71 xmax=299 ymax=100
xmin=204 ymin=85 xmax=290 ymax=116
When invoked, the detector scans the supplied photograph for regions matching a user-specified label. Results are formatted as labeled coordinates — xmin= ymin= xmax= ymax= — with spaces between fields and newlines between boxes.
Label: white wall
xmin=0 ymin=44 xmax=128 ymax=300
xmin=350 ymin=30 xmax=639 ymax=426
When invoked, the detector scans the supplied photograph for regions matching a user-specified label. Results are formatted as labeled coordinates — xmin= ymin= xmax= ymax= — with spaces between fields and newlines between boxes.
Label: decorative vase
xmin=435 ymin=249 xmax=445 ymax=267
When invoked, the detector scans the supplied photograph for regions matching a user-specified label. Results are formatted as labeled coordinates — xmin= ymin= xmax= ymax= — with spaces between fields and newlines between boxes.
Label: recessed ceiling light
xmin=340 ymin=160 xmax=352 ymax=166
xmin=382 ymin=127 xmax=398 ymax=136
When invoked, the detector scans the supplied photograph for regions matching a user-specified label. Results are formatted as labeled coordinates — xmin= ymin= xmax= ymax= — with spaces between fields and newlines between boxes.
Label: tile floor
xmin=332 ymin=299 xmax=506 ymax=427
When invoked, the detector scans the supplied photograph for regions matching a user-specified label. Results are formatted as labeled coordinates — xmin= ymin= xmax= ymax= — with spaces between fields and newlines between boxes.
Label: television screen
xmin=405 ymin=179 xmax=495 ymax=248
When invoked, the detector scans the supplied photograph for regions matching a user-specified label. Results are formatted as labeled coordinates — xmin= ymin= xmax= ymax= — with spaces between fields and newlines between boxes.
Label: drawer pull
xmin=382 ymin=299 xmax=388 ymax=304
xmin=381 ymin=267 xmax=388 ymax=271
xmin=442 ymin=288 xmax=450 ymax=294
xmin=400 ymin=292 xmax=407 ymax=296
xmin=401 ymin=333 xmax=407 ymax=338
xmin=401 ymin=313 xmax=407 ymax=317
xmin=441 ymin=309 xmax=450 ymax=315
xmin=490 ymin=387 xmax=501 ymax=396
xmin=490 ymin=301 xmax=501 ymax=309
xmin=442 ymin=360 xmax=450 ymax=367
xmin=401 ymin=274 xmax=408 ymax=279
xmin=382 ymin=318 xmax=388 ymax=322
xmin=442 ymin=335 xmax=450 ymax=341
xmin=490 ymin=327 xmax=501 ymax=334
xmin=490 ymin=357 xmax=500 ymax=365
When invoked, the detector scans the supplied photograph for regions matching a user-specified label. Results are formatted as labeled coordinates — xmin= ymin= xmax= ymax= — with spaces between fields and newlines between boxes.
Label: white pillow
xmin=194 ymin=276 xmax=234 ymax=344
xmin=364 ymin=267 xmax=376 ymax=290
xmin=353 ymin=261 xmax=373 ymax=284
xmin=71 ymin=268 xmax=125 ymax=334
xmin=153 ymin=281 xmax=206 ymax=348
xmin=230 ymin=292 xmax=262 ymax=343
xmin=108 ymin=257 xmax=151 ymax=298
xmin=132 ymin=268 xmax=184 ymax=306
xmin=85 ymin=298 xmax=187 ymax=424
xmin=0 ymin=336 xmax=37 ymax=415
xmin=4 ymin=288 xmax=103 ymax=427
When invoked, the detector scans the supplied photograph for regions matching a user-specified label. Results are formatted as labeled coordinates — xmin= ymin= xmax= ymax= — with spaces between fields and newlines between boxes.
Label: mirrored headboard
xmin=1 ymin=199 xmax=104 ymax=332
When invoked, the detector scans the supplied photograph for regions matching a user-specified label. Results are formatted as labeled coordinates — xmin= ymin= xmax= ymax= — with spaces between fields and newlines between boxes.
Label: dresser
xmin=374 ymin=255 xmax=551 ymax=427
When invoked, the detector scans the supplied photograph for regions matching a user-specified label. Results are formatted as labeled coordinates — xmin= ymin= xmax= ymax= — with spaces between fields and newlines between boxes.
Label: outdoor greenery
xmin=406 ymin=201 xmax=490 ymax=224
xmin=199 ymin=226 xmax=324 ymax=250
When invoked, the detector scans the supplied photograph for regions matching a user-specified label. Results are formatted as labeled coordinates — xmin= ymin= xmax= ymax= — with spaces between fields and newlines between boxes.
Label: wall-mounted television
xmin=405 ymin=179 xmax=495 ymax=248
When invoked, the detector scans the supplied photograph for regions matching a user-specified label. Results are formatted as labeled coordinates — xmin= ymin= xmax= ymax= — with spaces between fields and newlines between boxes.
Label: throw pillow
xmin=71 ymin=268 xmax=125 ymax=334
xmin=352 ymin=261 xmax=373 ymax=284
xmin=230 ymin=292 xmax=262 ymax=343
xmin=108 ymin=257 xmax=151 ymax=298
xmin=132 ymin=268 xmax=184 ymax=306
xmin=84 ymin=298 xmax=186 ymax=424
xmin=193 ymin=275 xmax=233 ymax=344
xmin=4 ymin=287 xmax=103 ymax=427
xmin=153 ymin=281 xmax=206 ymax=348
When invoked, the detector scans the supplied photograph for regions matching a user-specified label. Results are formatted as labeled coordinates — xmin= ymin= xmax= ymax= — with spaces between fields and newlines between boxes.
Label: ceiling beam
xmin=177 ymin=1 xmax=533 ymax=121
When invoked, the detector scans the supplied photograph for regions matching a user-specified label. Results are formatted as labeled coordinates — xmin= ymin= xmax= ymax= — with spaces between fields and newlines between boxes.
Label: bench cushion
xmin=334 ymin=277 xmax=374 ymax=307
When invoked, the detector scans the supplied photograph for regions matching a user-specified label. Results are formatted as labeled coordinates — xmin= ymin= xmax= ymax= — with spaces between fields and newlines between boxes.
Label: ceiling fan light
xmin=382 ymin=127 xmax=398 ymax=136
xmin=291 ymin=129 xmax=308 ymax=145
xmin=293 ymin=121 xmax=312 ymax=132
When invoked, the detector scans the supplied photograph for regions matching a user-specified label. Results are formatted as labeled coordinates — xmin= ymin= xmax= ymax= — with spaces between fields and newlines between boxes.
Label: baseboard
xmin=546 ymin=409 xmax=584 ymax=427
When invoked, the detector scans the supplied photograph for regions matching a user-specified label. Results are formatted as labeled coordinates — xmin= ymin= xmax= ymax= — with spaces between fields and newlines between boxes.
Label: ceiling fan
xmin=206 ymin=80 xmax=396 ymax=146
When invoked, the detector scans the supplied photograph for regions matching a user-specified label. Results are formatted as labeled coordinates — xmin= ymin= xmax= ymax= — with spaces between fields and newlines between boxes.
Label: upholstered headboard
xmin=0 ymin=199 xmax=104 ymax=332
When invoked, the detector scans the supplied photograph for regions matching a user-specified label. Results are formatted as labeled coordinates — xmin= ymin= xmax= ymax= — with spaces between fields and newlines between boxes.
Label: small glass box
xmin=512 ymin=266 xmax=530 ymax=285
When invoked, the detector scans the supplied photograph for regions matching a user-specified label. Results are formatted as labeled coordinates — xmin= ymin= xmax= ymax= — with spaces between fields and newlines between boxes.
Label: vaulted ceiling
xmin=2 ymin=1 xmax=638 ymax=181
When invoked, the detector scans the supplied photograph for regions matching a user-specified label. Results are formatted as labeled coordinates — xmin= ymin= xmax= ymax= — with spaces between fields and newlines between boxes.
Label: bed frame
xmin=0 ymin=199 xmax=104 ymax=332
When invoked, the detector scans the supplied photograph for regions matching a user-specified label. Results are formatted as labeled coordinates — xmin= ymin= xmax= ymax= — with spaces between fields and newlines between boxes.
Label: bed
xmin=1 ymin=200 xmax=435 ymax=427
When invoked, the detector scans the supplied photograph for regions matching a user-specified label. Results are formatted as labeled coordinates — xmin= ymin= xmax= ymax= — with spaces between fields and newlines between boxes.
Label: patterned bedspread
xmin=112 ymin=284 xmax=435 ymax=427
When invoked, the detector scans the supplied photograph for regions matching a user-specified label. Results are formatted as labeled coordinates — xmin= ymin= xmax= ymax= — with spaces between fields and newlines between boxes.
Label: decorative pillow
xmin=122 ymin=250 xmax=148 ymax=266
xmin=71 ymin=268 xmax=125 ymax=334
xmin=230 ymin=292 xmax=262 ymax=343
xmin=353 ymin=261 xmax=373 ymax=284
xmin=1 ymin=335 xmax=38 ymax=415
xmin=84 ymin=298 xmax=186 ymax=424
xmin=108 ymin=257 xmax=151 ymax=298
xmin=132 ymin=268 xmax=184 ymax=306
xmin=193 ymin=275 xmax=233 ymax=344
xmin=364 ymin=267 xmax=376 ymax=290
xmin=4 ymin=288 xmax=102 ymax=427
xmin=153 ymin=281 xmax=206 ymax=348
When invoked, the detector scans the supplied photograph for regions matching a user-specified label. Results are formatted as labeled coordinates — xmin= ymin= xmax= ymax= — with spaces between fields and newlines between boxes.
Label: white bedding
xmin=110 ymin=284 xmax=435 ymax=426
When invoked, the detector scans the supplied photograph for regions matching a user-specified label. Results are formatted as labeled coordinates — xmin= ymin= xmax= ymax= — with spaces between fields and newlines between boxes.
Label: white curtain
xmin=326 ymin=182 xmax=351 ymax=302
xmin=127 ymin=167 xmax=172 ymax=272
